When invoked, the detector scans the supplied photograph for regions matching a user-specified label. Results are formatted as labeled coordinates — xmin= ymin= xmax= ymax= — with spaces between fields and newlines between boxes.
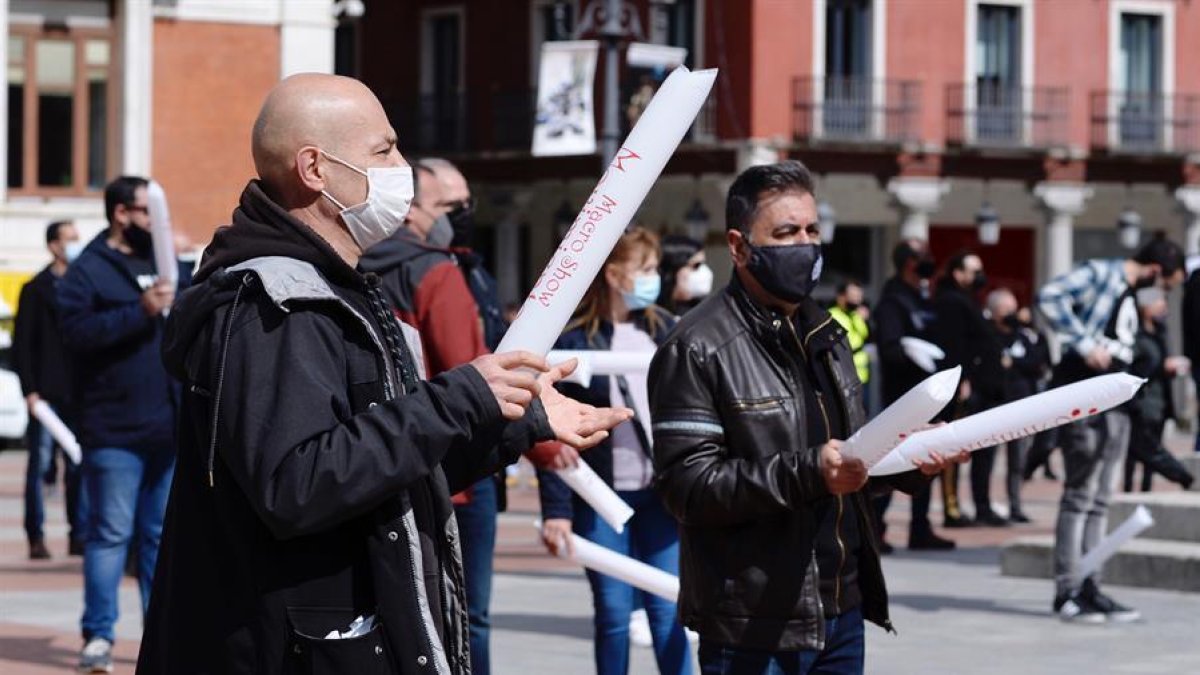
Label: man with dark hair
xmin=138 ymin=74 xmax=624 ymax=675
xmin=872 ymin=238 xmax=953 ymax=551
xmin=829 ymin=279 xmax=871 ymax=400
xmin=929 ymin=251 xmax=1009 ymax=528
xmin=13 ymin=220 xmax=82 ymax=561
xmin=57 ymin=176 xmax=190 ymax=671
xmin=1037 ymin=234 xmax=1186 ymax=624
xmin=650 ymin=160 xmax=966 ymax=673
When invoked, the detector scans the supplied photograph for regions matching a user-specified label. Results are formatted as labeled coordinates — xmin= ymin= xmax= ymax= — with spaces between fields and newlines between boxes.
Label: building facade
xmin=0 ymin=0 xmax=342 ymax=309
xmin=4 ymin=0 xmax=1198 ymax=313
xmin=353 ymin=0 xmax=1200 ymax=307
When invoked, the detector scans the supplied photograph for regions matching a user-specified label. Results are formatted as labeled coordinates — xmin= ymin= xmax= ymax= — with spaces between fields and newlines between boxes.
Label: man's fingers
xmin=545 ymin=357 xmax=578 ymax=381
xmin=499 ymin=401 xmax=525 ymax=420
xmin=493 ymin=350 xmax=550 ymax=373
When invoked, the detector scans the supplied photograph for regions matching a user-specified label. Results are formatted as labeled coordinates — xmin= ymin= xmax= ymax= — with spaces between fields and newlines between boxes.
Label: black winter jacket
xmin=929 ymin=279 xmax=1005 ymax=410
xmin=873 ymin=277 xmax=936 ymax=405
xmin=137 ymin=182 xmax=552 ymax=675
xmin=649 ymin=279 xmax=926 ymax=652
xmin=12 ymin=266 xmax=74 ymax=408
xmin=56 ymin=233 xmax=191 ymax=450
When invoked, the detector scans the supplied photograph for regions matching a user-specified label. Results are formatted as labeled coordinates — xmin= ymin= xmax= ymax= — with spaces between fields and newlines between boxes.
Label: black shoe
xmin=943 ymin=514 xmax=975 ymax=528
xmin=878 ymin=539 xmax=895 ymax=555
xmin=1009 ymin=510 xmax=1032 ymax=524
xmin=69 ymin=538 xmax=85 ymax=557
xmin=1053 ymin=591 xmax=1107 ymax=625
xmin=1081 ymin=578 xmax=1141 ymax=623
xmin=29 ymin=540 xmax=51 ymax=560
xmin=976 ymin=511 xmax=1011 ymax=527
xmin=909 ymin=531 xmax=956 ymax=550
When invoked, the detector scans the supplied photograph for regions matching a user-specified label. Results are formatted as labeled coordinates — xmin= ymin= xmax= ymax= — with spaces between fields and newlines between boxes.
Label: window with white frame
xmin=823 ymin=0 xmax=873 ymax=137
xmin=1118 ymin=12 xmax=1163 ymax=146
xmin=975 ymin=3 xmax=1022 ymax=141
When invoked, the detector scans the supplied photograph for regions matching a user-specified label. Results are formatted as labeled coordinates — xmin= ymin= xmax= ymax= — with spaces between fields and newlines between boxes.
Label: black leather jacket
xmin=649 ymin=279 xmax=922 ymax=652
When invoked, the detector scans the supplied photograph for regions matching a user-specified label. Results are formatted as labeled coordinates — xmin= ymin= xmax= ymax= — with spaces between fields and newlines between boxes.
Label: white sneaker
xmin=629 ymin=609 xmax=653 ymax=647
xmin=78 ymin=637 xmax=113 ymax=673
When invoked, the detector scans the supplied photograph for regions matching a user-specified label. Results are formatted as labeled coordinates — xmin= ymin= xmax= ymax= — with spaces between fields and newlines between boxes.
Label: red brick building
xmin=354 ymin=0 xmax=1200 ymax=306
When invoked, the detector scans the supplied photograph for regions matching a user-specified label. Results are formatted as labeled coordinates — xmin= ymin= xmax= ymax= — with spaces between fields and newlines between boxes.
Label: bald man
xmin=985 ymin=289 xmax=1046 ymax=523
xmin=138 ymin=74 xmax=629 ymax=675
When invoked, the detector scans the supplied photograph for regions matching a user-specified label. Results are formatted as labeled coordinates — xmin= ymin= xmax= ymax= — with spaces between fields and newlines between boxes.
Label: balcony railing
xmin=1090 ymin=90 xmax=1200 ymax=154
xmin=386 ymin=93 xmax=471 ymax=154
xmin=387 ymin=87 xmax=719 ymax=156
xmin=945 ymin=83 xmax=1069 ymax=148
xmin=793 ymin=76 xmax=921 ymax=144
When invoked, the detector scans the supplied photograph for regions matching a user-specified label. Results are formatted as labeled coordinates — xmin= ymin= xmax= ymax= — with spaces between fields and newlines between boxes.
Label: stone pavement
xmin=1 ymin=447 xmax=1198 ymax=674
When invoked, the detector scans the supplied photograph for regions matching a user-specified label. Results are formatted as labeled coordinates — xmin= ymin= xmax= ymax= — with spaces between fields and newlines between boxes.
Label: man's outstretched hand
xmin=539 ymin=358 xmax=633 ymax=449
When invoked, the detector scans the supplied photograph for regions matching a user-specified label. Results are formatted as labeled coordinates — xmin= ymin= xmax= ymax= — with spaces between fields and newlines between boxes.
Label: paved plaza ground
xmin=1 ymin=445 xmax=1197 ymax=674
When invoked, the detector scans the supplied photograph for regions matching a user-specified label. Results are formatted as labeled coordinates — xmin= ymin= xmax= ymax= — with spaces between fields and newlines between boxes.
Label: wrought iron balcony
xmin=385 ymin=93 xmax=471 ymax=154
xmin=387 ymin=87 xmax=718 ymax=155
xmin=946 ymin=83 xmax=1069 ymax=149
xmin=1090 ymin=90 xmax=1200 ymax=154
xmin=793 ymin=76 xmax=921 ymax=144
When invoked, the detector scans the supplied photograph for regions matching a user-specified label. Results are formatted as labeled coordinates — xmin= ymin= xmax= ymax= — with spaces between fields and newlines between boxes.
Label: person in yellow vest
xmin=829 ymin=279 xmax=871 ymax=387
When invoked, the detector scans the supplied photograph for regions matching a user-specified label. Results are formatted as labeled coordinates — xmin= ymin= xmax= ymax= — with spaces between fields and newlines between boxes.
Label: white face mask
xmin=320 ymin=150 xmax=414 ymax=251
xmin=683 ymin=262 xmax=714 ymax=299
xmin=64 ymin=240 xmax=85 ymax=264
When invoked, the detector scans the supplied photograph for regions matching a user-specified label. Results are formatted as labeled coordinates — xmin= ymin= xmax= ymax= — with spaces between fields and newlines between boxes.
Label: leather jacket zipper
xmin=785 ymin=318 xmax=850 ymax=616
xmin=731 ymin=399 xmax=783 ymax=411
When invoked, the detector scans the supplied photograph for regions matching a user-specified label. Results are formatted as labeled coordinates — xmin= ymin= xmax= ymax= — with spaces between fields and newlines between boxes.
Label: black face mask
xmin=844 ymin=301 xmax=860 ymax=312
xmin=744 ymin=241 xmax=823 ymax=304
xmin=971 ymin=272 xmax=988 ymax=291
xmin=1003 ymin=314 xmax=1021 ymax=330
xmin=916 ymin=258 xmax=937 ymax=279
xmin=124 ymin=223 xmax=153 ymax=258
xmin=448 ymin=204 xmax=474 ymax=248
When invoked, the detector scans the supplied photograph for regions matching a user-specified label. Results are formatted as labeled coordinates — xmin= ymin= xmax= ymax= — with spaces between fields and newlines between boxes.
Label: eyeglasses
xmin=124 ymin=204 xmax=149 ymax=214
xmin=441 ymin=198 xmax=475 ymax=214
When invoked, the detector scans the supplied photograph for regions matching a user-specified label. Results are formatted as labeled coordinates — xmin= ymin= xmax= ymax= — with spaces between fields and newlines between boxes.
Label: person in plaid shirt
xmin=1036 ymin=235 xmax=1186 ymax=625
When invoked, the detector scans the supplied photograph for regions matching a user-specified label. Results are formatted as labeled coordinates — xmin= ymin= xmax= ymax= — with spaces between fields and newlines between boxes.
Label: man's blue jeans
xmin=80 ymin=445 xmax=175 ymax=642
xmin=698 ymin=608 xmax=865 ymax=675
xmin=23 ymin=406 xmax=82 ymax=545
xmin=454 ymin=475 xmax=498 ymax=675
xmin=575 ymin=488 xmax=692 ymax=675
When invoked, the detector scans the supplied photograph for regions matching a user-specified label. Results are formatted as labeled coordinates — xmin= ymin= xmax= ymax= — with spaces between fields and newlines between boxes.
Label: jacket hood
xmin=358 ymin=228 xmax=440 ymax=273
xmin=165 ymin=181 xmax=364 ymax=380
xmin=195 ymin=180 xmax=361 ymax=288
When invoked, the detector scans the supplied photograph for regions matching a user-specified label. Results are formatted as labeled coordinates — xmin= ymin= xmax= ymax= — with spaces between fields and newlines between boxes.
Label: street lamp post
xmin=599 ymin=0 xmax=623 ymax=167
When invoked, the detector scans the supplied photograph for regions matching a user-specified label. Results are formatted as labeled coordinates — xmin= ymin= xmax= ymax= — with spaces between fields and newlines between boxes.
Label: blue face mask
xmin=621 ymin=273 xmax=661 ymax=311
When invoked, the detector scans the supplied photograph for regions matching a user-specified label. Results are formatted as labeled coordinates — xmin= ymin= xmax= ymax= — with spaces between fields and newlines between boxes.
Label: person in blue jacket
xmin=538 ymin=227 xmax=692 ymax=675
xmin=57 ymin=175 xmax=191 ymax=673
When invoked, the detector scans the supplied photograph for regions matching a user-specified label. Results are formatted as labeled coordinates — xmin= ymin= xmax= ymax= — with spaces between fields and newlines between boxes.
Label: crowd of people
xmin=6 ymin=73 xmax=1199 ymax=675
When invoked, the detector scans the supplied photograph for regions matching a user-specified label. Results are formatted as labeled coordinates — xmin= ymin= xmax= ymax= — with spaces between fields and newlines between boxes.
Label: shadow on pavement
xmin=886 ymin=546 xmax=1000 ymax=568
xmin=889 ymin=592 xmax=1049 ymax=619
xmin=492 ymin=612 xmax=593 ymax=640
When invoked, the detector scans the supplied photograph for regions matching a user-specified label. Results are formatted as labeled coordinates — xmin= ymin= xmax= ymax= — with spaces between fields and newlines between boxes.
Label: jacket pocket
xmin=285 ymin=607 xmax=394 ymax=675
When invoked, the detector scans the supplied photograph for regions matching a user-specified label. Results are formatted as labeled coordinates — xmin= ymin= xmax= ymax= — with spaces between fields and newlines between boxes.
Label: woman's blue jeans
xmin=574 ymin=488 xmax=693 ymax=675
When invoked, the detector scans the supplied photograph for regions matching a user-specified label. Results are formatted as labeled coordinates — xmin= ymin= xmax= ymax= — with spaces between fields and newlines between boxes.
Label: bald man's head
xmin=251 ymin=73 xmax=404 ymax=205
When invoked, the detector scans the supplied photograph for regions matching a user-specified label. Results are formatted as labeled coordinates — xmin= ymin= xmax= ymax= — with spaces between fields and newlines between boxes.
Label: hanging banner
xmin=533 ymin=40 xmax=599 ymax=157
